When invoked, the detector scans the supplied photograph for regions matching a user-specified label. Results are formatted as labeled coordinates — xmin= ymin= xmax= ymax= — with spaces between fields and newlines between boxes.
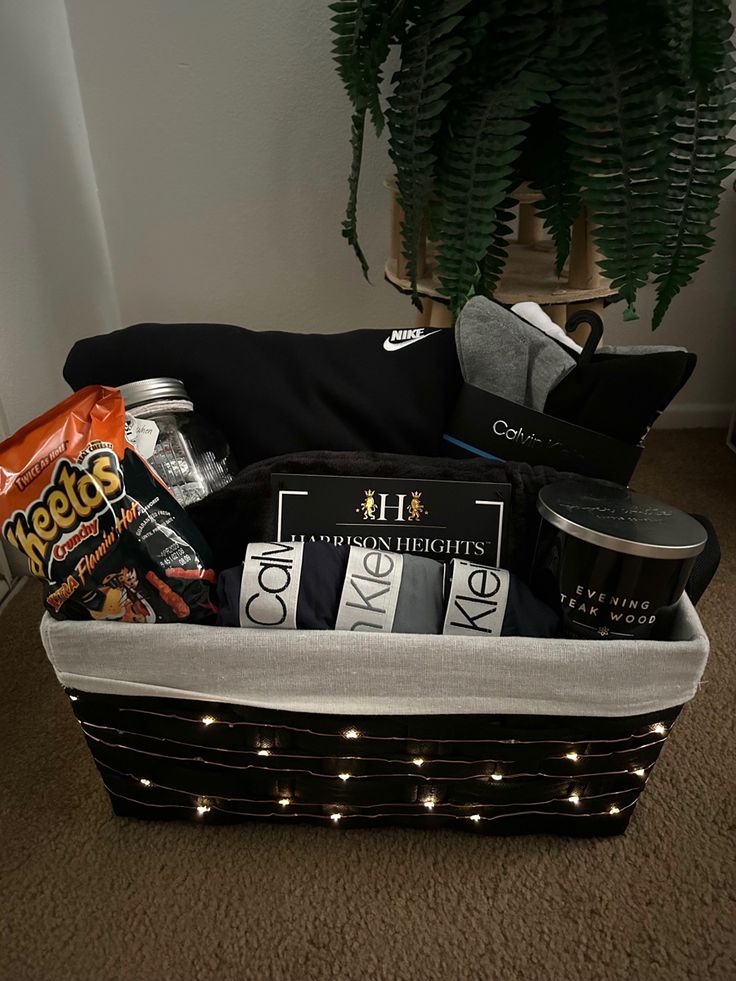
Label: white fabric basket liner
xmin=40 ymin=595 xmax=709 ymax=718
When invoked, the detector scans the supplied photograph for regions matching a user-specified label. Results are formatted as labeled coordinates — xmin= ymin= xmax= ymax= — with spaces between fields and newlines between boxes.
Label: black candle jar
xmin=534 ymin=480 xmax=706 ymax=640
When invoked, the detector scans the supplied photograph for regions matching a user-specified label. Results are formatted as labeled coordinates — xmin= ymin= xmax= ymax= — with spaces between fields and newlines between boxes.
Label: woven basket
xmin=41 ymin=596 xmax=708 ymax=837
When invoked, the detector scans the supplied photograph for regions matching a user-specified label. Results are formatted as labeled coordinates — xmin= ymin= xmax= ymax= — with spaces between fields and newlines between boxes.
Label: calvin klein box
xmin=443 ymin=384 xmax=641 ymax=485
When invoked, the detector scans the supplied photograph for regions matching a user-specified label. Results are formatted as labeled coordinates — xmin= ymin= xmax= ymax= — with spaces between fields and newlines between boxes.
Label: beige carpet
xmin=1 ymin=430 xmax=734 ymax=981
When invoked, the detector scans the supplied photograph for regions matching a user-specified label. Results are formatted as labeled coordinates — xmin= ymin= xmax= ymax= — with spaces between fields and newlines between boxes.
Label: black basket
xmin=68 ymin=690 xmax=681 ymax=837
xmin=42 ymin=586 xmax=708 ymax=839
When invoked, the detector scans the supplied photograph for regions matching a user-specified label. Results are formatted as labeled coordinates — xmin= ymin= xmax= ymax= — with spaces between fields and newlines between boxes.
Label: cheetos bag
xmin=0 ymin=385 xmax=216 ymax=622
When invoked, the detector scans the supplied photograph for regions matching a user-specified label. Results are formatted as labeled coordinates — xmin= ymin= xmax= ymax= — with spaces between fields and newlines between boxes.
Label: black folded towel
xmin=545 ymin=349 xmax=697 ymax=443
xmin=63 ymin=323 xmax=463 ymax=468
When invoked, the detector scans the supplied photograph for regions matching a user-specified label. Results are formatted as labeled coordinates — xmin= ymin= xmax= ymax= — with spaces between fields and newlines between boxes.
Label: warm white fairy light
xmin=201 ymin=716 xmax=216 ymax=726
xmin=257 ymin=749 xmax=271 ymax=757
xmin=338 ymin=772 xmax=351 ymax=782
xmin=412 ymin=757 xmax=425 ymax=767
xmin=469 ymin=813 xmax=481 ymax=823
xmin=609 ymin=805 xmax=620 ymax=815
xmin=568 ymin=793 xmax=580 ymax=805
xmin=491 ymin=772 xmax=503 ymax=782
xmin=424 ymin=800 xmax=435 ymax=811
xmin=565 ymin=751 xmax=580 ymax=761
xmin=343 ymin=728 xmax=360 ymax=740
xmin=139 ymin=778 xmax=152 ymax=787
xmin=330 ymin=813 xmax=342 ymax=822
xmin=69 ymin=695 xmax=79 ymax=702
xmin=278 ymin=798 xmax=291 ymax=807
xmin=651 ymin=723 xmax=667 ymax=736
xmin=633 ymin=768 xmax=646 ymax=778
xmin=196 ymin=804 xmax=211 ymax=815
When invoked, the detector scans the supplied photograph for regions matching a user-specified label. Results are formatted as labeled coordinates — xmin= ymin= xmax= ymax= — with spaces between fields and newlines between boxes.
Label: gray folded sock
xmin=456 ymin=296 xmax=575 ymax=411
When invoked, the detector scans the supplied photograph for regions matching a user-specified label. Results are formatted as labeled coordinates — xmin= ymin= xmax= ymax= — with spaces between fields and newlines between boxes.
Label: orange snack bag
xmin=0 ymin=386 xmax=215 ymax=622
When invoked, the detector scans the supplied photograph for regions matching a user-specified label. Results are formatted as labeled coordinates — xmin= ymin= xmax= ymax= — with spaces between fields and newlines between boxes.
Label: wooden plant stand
xmin=384 ymin=179 xmax=616 ymax=341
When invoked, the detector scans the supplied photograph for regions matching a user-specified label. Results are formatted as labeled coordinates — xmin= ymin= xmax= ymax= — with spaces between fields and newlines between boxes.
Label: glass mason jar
xmin=119 ymin=378 xmax=237 ymax=507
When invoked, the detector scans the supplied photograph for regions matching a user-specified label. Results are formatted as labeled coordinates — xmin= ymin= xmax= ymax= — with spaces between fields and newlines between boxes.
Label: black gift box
xmin=444 ymin=384 xmax=642 ymax=485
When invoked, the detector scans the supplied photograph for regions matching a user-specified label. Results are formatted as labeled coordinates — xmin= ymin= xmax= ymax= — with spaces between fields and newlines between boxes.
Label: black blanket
xmin=187 ymin=449 xmax=583 ymax=576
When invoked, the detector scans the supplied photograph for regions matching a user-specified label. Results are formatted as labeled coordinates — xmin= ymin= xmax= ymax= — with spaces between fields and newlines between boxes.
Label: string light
xmin=338 ymin=773 xmax=351 ymax=782
xmin=633 ymin=768 xmax=646 ymax=778
xmin=69 ymin=695 xmax=79 ymax=702
xmin=104 ymin=776 xmax=642 ymax=823
xmin=201 ymin=716 xmax=216 ymax=726
xmin=111 ymin=759 xmax=642 ymax=814
xmin=139 ymin=778 xmax=152 ymax=787
xmin=118 ymin=706 xmax=668 ymax=746
xmin=257 ymin=749 xmax=271 ymax=757
xmin=651 ymin=723 xmax=667 ymax=736
xmin=343 ymin=728 xmax=360 ymax=740
xmin=84 ymin=716 xmax=665 ymax=763
xmin=95 ymin=708 xmax=668 ymax=749
xmin=491 ymin=772 xmax=503 ymax=782
xmin=565 ymin=751 xmax=580 ymax=761
xmin=412 ymin=757 xmax=425 ymax=767
xmin=83 ymin=726 xmax=651 ymax=782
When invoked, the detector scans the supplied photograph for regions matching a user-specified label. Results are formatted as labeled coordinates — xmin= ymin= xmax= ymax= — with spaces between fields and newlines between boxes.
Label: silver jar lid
xmin=118 ymin=378 xmax=189 ymax=410
xmin=537 ymin=480 xmax=707 ymax=560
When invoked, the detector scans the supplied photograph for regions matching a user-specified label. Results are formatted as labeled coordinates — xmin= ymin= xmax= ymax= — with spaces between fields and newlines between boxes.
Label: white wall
xmin=0 ymin=0 xmax=733 ymax=433
xmin=63 ymin=0 xmax=408 ymax=333
xmin=0 ymin=0 xmax=118 ymax=435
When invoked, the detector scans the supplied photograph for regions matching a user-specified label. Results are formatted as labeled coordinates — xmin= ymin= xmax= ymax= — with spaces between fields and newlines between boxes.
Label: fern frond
xmin=665 ymin=0 xmax=734 ymax=90
xmin=343 ymin=110 xmax=370 ymax=279
xmin=330 ymin=1 xmax=372 ymax=108
xmin=387 ymin=0 xmax=473 ymax=305
xmin=652 ymin=80 xmax=735 ymax=327
xmin=330 ymin=0 xmax=405 ymax=276
xmin=524 ymin=107 xmax=581 ymax=276
xmin=436 ymin=70 xmax=553 ymax=312
xmin=478 ymin=198 xmax=516 ymax=298
xmin=546 ymin=0 xmax=607 ymax=67
xmin=558 ymin=19 xmax=668 ymax=319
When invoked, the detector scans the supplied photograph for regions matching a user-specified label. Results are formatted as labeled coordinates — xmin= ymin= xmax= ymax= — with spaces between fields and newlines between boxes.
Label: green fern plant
xmin=330 ymin=0 xmax=734 ymax=325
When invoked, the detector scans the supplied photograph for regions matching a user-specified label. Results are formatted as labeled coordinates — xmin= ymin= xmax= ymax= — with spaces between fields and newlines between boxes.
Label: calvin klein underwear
xmin=443 ymin=559 xmax=559 ymax=638
xmin=217 ymin=543 xmax=559 ymax=638
xmin=217 ymin=542 xmax=445 ymax=634
xmin=217 ymin=541 xmax=349 ymax=630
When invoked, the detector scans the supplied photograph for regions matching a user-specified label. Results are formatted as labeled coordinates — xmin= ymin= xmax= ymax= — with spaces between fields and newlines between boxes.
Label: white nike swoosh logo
xmin=383 ymin=330 xmax=442 ymax=352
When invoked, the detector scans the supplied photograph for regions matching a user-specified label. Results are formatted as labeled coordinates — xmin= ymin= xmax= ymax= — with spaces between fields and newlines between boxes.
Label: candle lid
xmin=537 ymin=480 xmax=707 ymax=560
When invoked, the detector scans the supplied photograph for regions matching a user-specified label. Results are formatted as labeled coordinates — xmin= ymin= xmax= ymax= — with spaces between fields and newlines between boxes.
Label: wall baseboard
xmin=656 ymin=403 xmax=734 ymax=430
